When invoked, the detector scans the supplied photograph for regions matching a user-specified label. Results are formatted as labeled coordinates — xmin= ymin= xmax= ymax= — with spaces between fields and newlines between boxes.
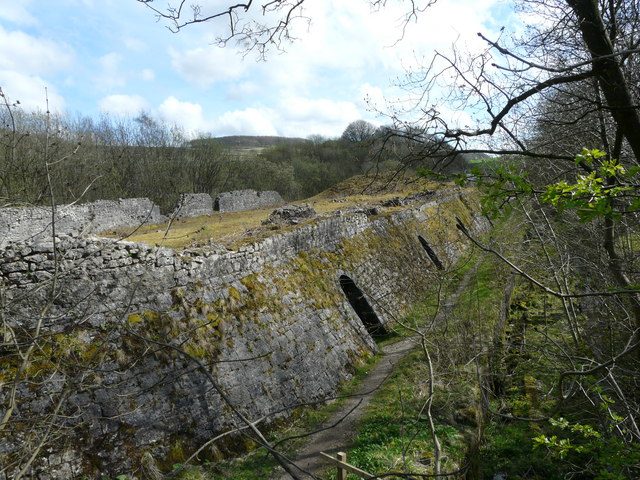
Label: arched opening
xmin=418 ymin=235 xmax=444 ymax=270
xmin=339 ymin=275 xmax=388 ymax=336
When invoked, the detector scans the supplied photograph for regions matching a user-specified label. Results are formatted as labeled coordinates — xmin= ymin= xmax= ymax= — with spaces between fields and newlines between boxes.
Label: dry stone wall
xmin=0 ymin=190 xmax=284 ymax=249
xmin=0 ymin=187 xmax=488 ymax=479
xmin=214 ymin=189 xmax=283 ymax=213
xmin=0 ymin=198 xmax=165 ymax=247
xmin=172 ymin=193 xmax=214 ymax=219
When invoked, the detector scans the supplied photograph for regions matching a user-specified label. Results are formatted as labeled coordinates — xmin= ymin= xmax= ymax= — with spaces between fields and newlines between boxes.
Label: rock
xmin=262 ymin=204 xmax=318 ymax=226
xmin=171 ymin=193 xmax=214 ymax=219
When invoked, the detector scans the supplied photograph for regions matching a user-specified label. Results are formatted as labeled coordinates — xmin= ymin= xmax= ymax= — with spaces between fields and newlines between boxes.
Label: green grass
xmin=330 ymin=350 xmax=469 ymax=479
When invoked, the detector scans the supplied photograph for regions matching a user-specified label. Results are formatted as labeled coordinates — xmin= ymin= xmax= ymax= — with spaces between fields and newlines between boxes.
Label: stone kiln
xmin=0 ymin=186 xmax=487 ymax=478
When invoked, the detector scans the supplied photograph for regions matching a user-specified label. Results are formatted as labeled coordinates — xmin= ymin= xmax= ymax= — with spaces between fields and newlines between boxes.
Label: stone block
xmin=171 ymin=193 xmax=214 ymax=219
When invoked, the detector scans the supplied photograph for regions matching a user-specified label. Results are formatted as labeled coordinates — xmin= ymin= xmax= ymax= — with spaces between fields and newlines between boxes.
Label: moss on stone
xmin=126 ymin=313 xmax=143 ymax=326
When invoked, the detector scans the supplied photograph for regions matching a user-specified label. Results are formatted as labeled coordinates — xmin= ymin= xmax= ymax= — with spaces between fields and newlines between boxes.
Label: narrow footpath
xmin=271 ymin=262 xmax=478 ymax=480
xmin=271 ymin=336 xmax=419 ymax=480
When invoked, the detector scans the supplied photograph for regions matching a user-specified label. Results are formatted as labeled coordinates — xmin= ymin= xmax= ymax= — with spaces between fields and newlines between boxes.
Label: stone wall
xmin=171 ymin=193 xmax=214 ymax=219
xmin=0 ymin=190 xmax=285 ymax=248
xmin=214 ymin=189 xmax=284 ymax=213
xmin=0 ymin=198 xmax=166 ymax=247
xmin=0 ymin=187 xmax=488 ymax=479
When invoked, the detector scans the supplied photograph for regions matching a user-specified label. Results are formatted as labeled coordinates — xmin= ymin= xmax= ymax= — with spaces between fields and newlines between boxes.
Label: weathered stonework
xmin=0 ymin=187 xmax=488 ymax=479
xmin=0 ymin=198 xmax=166 ymax=247
xmin=0 ymin=190 xmax=285 ymax=248
xmin=171 ymin=193 xmax=215 ymax=219
xmin=214 ymin=189 xmax=284 ymax=213
xmin=263 ymin=203 xmax=318 ymax=225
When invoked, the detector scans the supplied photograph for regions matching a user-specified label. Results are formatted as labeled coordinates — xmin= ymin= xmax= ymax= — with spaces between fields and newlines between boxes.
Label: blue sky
xmin=0 ymin=0 xmax=515 ymax=139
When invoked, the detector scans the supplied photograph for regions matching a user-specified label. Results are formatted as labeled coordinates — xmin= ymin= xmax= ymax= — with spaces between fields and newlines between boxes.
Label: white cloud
xmin=141 ymin=69 xmax=155 ymax=81
xmin=225 ymin=81 xmax=261 ymax=101
xmin=0 ymin=1 xmax=37 ymax=25
xmin=169 ymin=45 xmax=247 ymax=88
xmin=280 ymin=97 xmax=359 ymax=123
xmin=213 ymin=108 xmax=278 ymax=136
xmin=94 ymin=52 xmax=125 ymax=90
xmin=0 ymin=26 xmax=73 ymax=76
xmin=124 ymin=37 xmax=147 ymax=53
xmin=0 ymin=70 xmax=65 ymax=111
xmin=276 ymin=97 xmax=361 ymax=137
xmin=436 ymin=104 xmax=476 ymax=131
xmin=359 ymin=83 xmax=387 ymax=112
xmin=157 ymin=96 xmax=207 ymax=134
xmin=98 ymin=94 xmax=149 ymax=116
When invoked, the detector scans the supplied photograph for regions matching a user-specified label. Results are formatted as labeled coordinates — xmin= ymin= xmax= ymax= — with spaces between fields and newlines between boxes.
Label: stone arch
xmin=418 ymin=235 xmax=444 ymax=270
xmin=339 ymin=274 xmax=388 ymax=336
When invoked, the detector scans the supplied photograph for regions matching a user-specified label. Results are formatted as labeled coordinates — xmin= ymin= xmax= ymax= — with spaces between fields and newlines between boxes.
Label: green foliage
xmin=541 ymin=149 xmax=635 ymax=221
xmin=533 ymin=415 xmax=640 ymax=480
xmin=480 ymin=422 xmax=565 ymax=479
xmin=471 ymin=164 xmax=533 ymax=218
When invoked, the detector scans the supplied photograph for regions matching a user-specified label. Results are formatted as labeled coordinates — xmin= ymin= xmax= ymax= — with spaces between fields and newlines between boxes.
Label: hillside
xmin=213 ymin=135 xmax=311 ymax=148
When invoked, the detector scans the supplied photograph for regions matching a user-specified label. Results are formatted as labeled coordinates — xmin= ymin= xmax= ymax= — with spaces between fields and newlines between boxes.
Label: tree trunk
xmin=566 ymin=0 xmax=640 ymax=164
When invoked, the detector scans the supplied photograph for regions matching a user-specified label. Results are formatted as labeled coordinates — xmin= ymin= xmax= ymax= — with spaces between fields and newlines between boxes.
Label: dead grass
xmin=100 ymin=174 xmax=448 ymax=250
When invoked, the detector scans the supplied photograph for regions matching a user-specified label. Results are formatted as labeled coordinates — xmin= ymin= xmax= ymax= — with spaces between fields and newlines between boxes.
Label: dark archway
xmin=339 ymin=275 xmax=388 ymax=336
xmin=418 ymin=235 xmax=444 ymax=270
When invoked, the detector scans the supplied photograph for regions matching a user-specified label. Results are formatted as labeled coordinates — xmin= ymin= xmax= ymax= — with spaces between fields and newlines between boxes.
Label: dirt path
xmin=271 ymin=263 xmax=477 ymax=480
xmin=270 ymin=335 xmax=419 ymax=480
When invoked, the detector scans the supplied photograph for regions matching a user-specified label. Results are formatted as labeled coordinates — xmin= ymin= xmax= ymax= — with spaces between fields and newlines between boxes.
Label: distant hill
xmin=214 ymin=135 xmax=310 ymax=148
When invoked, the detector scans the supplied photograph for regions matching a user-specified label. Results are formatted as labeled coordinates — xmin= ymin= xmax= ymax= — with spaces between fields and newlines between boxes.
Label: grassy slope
xmin=101 ymin=174 xmax=445 ymax=250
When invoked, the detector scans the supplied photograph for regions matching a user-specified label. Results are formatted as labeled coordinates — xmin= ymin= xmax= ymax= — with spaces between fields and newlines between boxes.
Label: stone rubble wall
xmin=0 ymin=198 xmax=166 ymax=247
xmin=0 ymin=187 xmax=488 ymax=479
xmin=0 ymin=190 xmax=285 ymax=248
xmin=214 ymin=189 xmax=284 ymax=213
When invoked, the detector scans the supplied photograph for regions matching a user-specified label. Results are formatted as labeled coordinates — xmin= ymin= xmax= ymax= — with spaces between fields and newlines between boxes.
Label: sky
xmin=0 ymin=0 xmax=516 ymax=139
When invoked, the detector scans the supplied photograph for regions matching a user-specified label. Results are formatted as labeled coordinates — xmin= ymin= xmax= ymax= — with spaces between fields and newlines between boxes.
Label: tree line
xmin=0 ymin=93 xmax=469 ymax=214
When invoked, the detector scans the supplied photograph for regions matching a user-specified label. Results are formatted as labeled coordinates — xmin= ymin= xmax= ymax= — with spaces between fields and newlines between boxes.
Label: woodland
xmin=0 ymin=105 xmax=467 ymax=213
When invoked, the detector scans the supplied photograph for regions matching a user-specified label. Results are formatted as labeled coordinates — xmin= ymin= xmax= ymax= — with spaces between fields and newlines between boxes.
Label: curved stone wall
xmin=0 ymin=187 xmax=487 ymax=479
